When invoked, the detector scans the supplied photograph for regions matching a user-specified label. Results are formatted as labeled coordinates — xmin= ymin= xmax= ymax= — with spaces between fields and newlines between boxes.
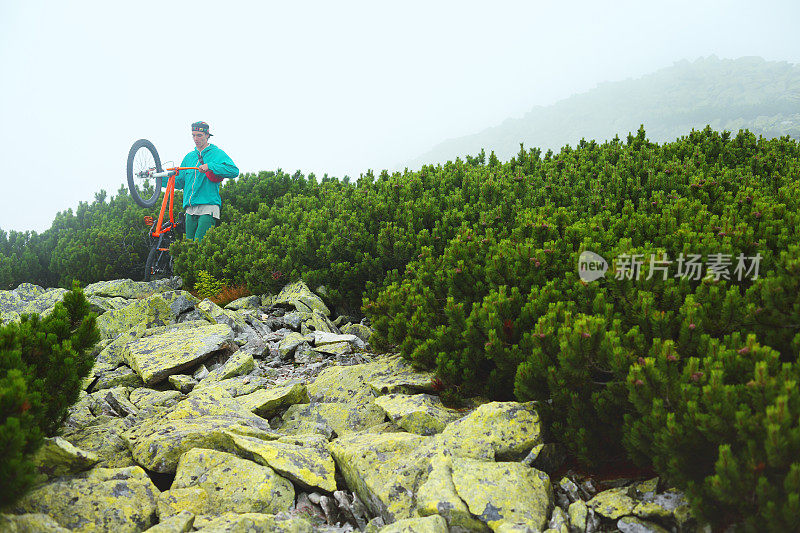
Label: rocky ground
xmin=0 ymin=279 xmax=703 ymax=533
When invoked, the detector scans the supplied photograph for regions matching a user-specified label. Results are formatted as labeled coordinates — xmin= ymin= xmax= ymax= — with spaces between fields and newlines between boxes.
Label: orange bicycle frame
xmin=151 ymin=167 xmax=200 ymax=238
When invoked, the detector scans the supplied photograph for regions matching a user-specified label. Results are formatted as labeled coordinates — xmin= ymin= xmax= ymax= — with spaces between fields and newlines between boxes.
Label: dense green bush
xmin=0 ymin=284 xmax=99 ymax=508
xmin=0 ymin=187 xmax=166 ymax=289
xmin=194 ymin=270 xmax=227 ymax=299
xmin=624 ymin=248 xmax=800 ymax=530
xmin=366 ymin=127 xmax=800 ymax=527
xmin=2 ymin=126 xmax=799 ymax=527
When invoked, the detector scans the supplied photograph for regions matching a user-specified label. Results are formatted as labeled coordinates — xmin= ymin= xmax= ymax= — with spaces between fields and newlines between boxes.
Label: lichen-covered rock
xmin=0 ymin=286 xmax=68 ymax=322
xmin=224 ymin=295 xmax=262 ymax=311
xmin=632 ymin=488 xmax=694 ymax=527
xmin=169 ymin=374 xmax=198 ymax=393
xmin=378 ymin=515 xmax=449 ymax=533
xmin=197 ymin=298 xmax=248 ymax=333
xmin=226 ymin=432 xmax=337 ymax=492
xmin=277 ymin=404 xmax=336 ymax=439
xmin=340 ymin=322 xmax=374 ymax=343
xmin=12 ymin=466 xmax=160 ymax=532
xmin=294 ymin=342 xmax=323 ymax=364
xmin=193 ymin=513 xmax=312 ymax=533
xmin=238 ymin=383 xmax=309 ymax=418
xmin=29 ymin=436 xmax=98 ymax=482
xmin=1 ymin=309 xmax=21 ymax=324
xmin=21 ymin=287 xmax=69 ymax=316
xmin=328 ymin=432 xmax=436 ymax=522
xmin=279 ymin=332 xmax=314 ymax=358
xmin=547 ymin=507 xmax=570 ymax=533
xmin=433 ymin=402 xmax=542 ymax=461
xmin=88 ymin=295 xmax=132 ymax=314
xmin=588 ymin=486 xmax=637 ymax=520
xmin=168 ymin=448 xmax=294 ymax=516
xmin=11 ymin=282 xmax=47 ymax=301
xmin=94 ymin=386 xmax=140 ymax=417
xmin=313 ymin=340 xmax=352 ymax=355
xmin=129 ymin=388 xmax=183 ymax=410
xmin=313 ymin=331 xmax=365 ymax=350
xmin=303 ymin=309 xmax=339 ymax=334
xmin=365 ymin=356 xmax=436 ymax=395
xmin=96 ymin=322 xmax=148 ymax=366
xmin=415 ymin=455 xmax=490 ymax=532
xmin=294 ymin=400 xmax=386 ymax=437
xmin=201 ymin=374 xmax=275 ymax=397
xmin=123 ymin=386 xmax=274 ymax=472
xmin=276 ymin=433 xmax=331 ymax=449
xmin=198 ymin=350 xmax=255 ymax=385
xmin=125 ymin=323 xmax=235 ymax=385
xmin=568 ymin=500 xmax=588 ymax=532
xmin=144 ymin=510 xmax=195 ymax=532
xmin=85 ymin=278 xmax=180 ymax=299
xmin=0 ymin=513 xmax=72 ymax=533
xmin=96 ymin=290 xmax=199 ymax=339
xmin=305 ymin=356 xmax=417 ymax=435
xmin=617 ymin=516 xmax=671 ymax=533
xmin=374 ymin=394 xmax=461 ymax=436
xmin=450 ymin=459 xmax=553 ymax=532
xmin=90 ymin=364 xmax=145 ymax=391
xmin=61 ymin=417 xmax=138 ymax=468
xmin=275 ymin=280 xmax=331 ymax=316
xmin=158 ymin=487 xmax=210 ymax=520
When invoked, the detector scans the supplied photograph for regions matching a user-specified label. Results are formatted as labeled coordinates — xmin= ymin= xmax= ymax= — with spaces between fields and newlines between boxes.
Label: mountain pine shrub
xmin=0 ymin=283 xmax=99 ymax=508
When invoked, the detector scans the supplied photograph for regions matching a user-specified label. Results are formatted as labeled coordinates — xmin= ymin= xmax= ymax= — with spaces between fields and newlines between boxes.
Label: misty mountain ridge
xmin=407 ymin=55 xmax=800 ymax=167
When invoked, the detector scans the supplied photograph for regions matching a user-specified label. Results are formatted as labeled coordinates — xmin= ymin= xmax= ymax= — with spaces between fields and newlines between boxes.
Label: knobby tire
xmin=127 ymin=139 xmax=163 ymax=208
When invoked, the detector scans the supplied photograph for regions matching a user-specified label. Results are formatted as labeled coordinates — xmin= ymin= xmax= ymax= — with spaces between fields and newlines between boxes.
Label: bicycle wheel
xmin=144 ymin=243 xmax=173 ymax=281
xmin=127 ymin=139 xmax=163 ymax=208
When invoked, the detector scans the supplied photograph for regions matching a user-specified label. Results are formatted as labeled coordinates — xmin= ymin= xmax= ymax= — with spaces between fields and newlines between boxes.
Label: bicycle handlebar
xmin=150 ymin=167 xmax=202 ymax=179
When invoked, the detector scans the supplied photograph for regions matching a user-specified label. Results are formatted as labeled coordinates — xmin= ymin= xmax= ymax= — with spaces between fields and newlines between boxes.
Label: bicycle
xmin=126 ymin=139 xmax=200 ymax=281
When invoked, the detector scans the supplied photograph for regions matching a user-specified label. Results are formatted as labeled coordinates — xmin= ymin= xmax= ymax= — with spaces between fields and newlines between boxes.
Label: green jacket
xmin=174 ymin=144 xmax=239 ymax=208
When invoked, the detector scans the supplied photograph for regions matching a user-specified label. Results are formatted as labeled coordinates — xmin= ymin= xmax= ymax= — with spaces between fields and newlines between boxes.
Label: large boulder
xmin=224 ymin=295 xmax=262 ymax=311
xmin=415 ymin=455 xmax=490 ymax=532
xmin=96 ymin=290 xmax=199 ymax=340
xmin=0 ymin=284 xmax=69 ymax=322
xmin=377 ymin=515 xmax=449 ymax=533
xmin=158 ymin=448 xmax=294 ymax=518
xmin=226 ymin=432 xmax=337 ymax=492
xmin=12 ymin=466 xmax=160 ymax=532
xmin=302 ymin=355 xmax=435 ymax=436
xmin=192 ymin=513 xmax=312 ymax=533
xmin=0 ymin=513 xmax=72 ymax=532
xmin=328 ymin=432 xmax=436 ymax=523
xmin=374 ymin=393 xmax=461 ymax=435
xmin=433 ymin=401 xmax=543 ymax=461
xmin=450 ymin=459 xmax=553 ymax=532
xmin=85 ymin=278 xmax=180 ymax=300
xmin=196 ymin=350 xmax=255 ymax=385
xmin=29 ymin=437 xmax=99 ymax=482
xmin=274 ymin=280 xmax=331 ymax=316
xmin=143 ymin=510 xmax=195 ymax=532
xmin=61 ymin=398 xmax=139 ymax=468
xmin=123 ymin=386 xmax=274 ymax=473
xmin=196 ymin=298 xmax=248 ymax=334
xmin=237 ymin=383 xmax=309 ymax=418
xmin=124 ymin=323 xmax=235 ymax=385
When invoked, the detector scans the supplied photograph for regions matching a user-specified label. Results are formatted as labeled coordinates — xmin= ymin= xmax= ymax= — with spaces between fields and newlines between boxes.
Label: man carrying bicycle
xmin=174 ymin=121 xmax=239 ymax=241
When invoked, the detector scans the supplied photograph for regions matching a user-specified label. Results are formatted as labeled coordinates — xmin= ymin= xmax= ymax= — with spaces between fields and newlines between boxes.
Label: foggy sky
xmin=1 ymin=0 xmax=799 ymax=233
